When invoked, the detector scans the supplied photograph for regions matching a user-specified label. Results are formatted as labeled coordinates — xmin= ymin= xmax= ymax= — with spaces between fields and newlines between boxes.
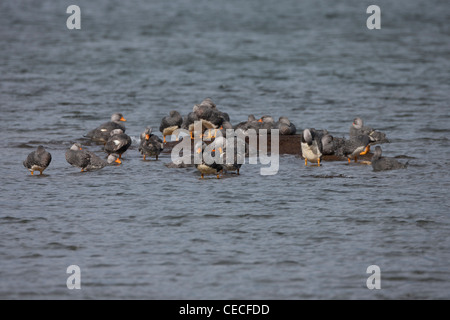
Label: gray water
xmin=1 ymin=0 xmax=449 ymax=299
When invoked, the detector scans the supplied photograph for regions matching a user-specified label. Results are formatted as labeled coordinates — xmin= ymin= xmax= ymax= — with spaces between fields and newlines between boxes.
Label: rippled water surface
xmin=1 ymin=0 xmax=449 ymax=299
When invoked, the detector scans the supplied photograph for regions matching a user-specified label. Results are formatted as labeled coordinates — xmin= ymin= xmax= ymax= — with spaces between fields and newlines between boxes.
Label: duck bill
xmin=120 ymin=117 xmax=127 ymax=122
xmin=145 ymin=134 xmax=150 ymax=140
xmin=258 ymin=119 xmax=263 ymax=123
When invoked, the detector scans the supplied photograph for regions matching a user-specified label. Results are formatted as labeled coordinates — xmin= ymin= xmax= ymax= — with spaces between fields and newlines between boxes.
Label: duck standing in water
xmin=194 ymin=141 xmax=223 ymax=179
xmin=23 ymin=145 xmax=52 ymax=175
xmin=139 ymin=127 xmax=164 ymax=160
xmin=104 ymin=129 xmax=132 ymax=159
xmin=371 ymin=146 xmax=408 ymax=171
xmin=85 ymin=113 xmax=127 ymax=143
xmin=337 ymin=135 xmax=371 ymax=163
xmin=213 ymin=136 xmax=243 ymax=175
xmin=65 ymin=143 xmax=121 ymax=172
xmin=159 ymin=110 xmax=183 ymax=143
xmin=85 ymin=153 xmax=122 ymax=171
xmin=301 ymin=128 xmax=324 ymax=166
xmin=65 ymin=143 xmax=88 ymax=171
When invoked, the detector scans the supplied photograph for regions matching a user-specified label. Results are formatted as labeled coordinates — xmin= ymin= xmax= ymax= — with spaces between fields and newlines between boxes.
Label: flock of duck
xmin=23 ymin=98 xmax=408 ymax=178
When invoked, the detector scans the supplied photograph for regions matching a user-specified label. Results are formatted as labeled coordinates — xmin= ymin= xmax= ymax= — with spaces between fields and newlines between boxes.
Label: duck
xmin=234 ymin=114 xmax=256 ymax=131
xmin=181 ymin=111 xmax=200 ymax=133
xmin=193 ymin=98 xmax=227 ymax=128
xmin=66 ymin=143 xmax=88 ymax=171
xmin=321 ymin=134 xmax=346 ymax=156
xmin=301 ymin=128 xmax=324 ymax=166
xmin=139 ymin=127 xmax=164 ymax=160
xmin=104 ymin=129 xmax=132 ymax=159
xmin=159 ymin=110 xmax=183 ymax=143
xmin=258 ymin=115 xmax=275 ymax=132
xmin=193 ymin=103 xmax=214 ymax=121
xmin=199 ymin=97 xmax=216 ymax=108
xmin=337 ymin=135 xmax=371 ymax=163
xmin=371 ymin=146 xmax=408 ymax=171
xmin=66 ymin=143 xmax=121 ymax=172
xmin=275 ymin=116 xmax=297 ymax=135
xmin=350 ymin=117 xmax=388 ymax=144
xmin=23 ymin=145 xmax=52 ymax=175
xmin=203 ymin=120 xmax=234 ymax=140
xmin=218 ymin=120 xmax=234 ymax=137
xmin=220 ymin=111 xmax=231 ymax=123
xmin=85 ymin=153 xmax=122 ymax=171
xmin=194 ymin=141 xmax=223 ymax=179
xmin=85 ymin=113 xmax=127 ymax=143
xmin=214 ymin=136 xmax=243 ymax=175
xmin=188 ymin=119 xmax=217 ymax=140
xmin=245 ymin=116 xmax=262 ymax=133
xmin=233 ymin=115 xmax=262 ymax=135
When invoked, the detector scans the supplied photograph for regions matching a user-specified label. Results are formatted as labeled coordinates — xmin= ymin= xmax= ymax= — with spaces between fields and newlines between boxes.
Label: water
xmin=1 ymin=0 xmax=449 ymax=299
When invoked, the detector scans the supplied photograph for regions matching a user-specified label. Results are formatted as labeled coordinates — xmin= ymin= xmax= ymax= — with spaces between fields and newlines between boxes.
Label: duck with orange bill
xmin=233 ymin=114 xmax=258 ymax=131
xmin=85 ymin=113 xmax=127 ymax=143
xmin=139 ymin=127 xmax=164 ymax=160
xmin=66 ymin=143 xmax=121 ymax=172
xmin=85 ymin=153 xmax=122 ymax=171
xmin=258 ymin=115 xmax=275 ymax=132
xmin=214 ymin=136 xmax=243 ymax=175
